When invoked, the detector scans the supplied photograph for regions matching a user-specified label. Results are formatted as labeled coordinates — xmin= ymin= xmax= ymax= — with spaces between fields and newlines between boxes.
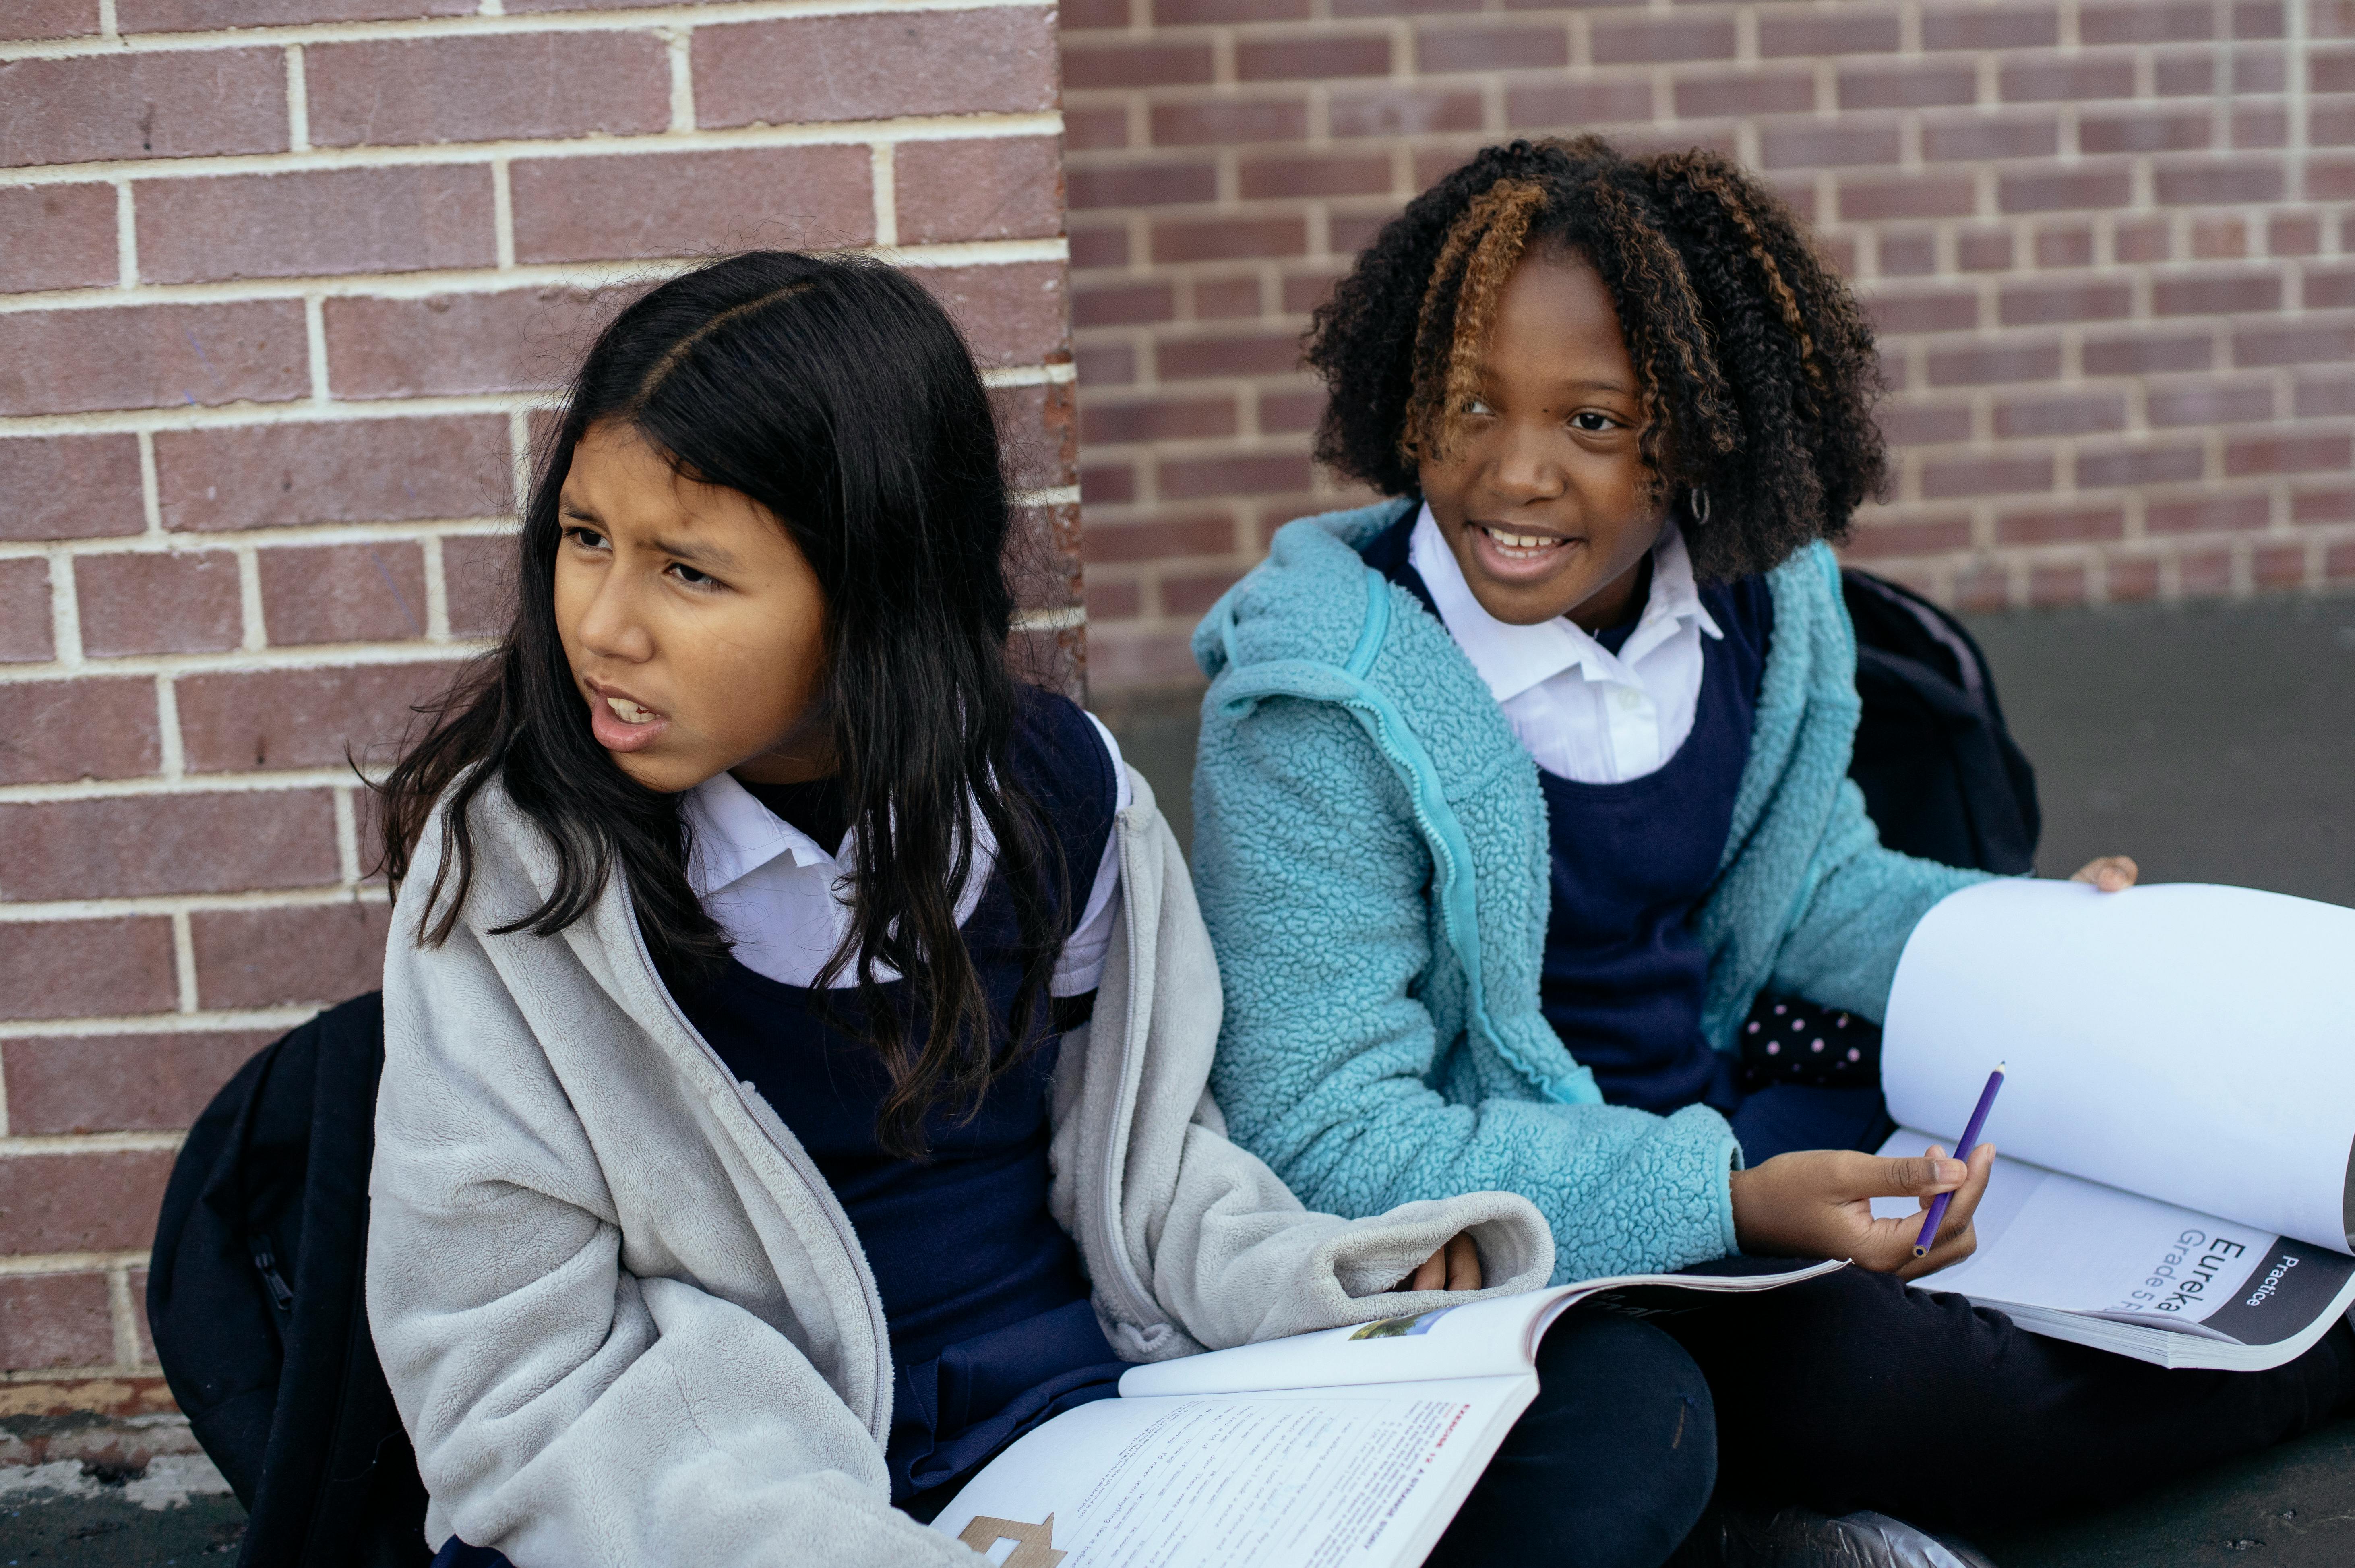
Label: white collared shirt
xmin=1408 ymin=504 xmax=1722 ymax=784
xmin=680 ymin=712 xmax=1130 ymax=995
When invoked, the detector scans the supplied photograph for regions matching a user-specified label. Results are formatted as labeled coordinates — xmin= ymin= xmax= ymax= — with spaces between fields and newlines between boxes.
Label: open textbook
xmin=1869 ymin=879 xmax=2355 ymax=1370
xmin=930 ymin=1262 xmax=1840 ymax=1568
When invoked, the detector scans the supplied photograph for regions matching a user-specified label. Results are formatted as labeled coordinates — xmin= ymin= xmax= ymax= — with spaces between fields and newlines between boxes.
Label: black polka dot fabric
xmin=1736 ymin=995 xmax=1881 ymax=1092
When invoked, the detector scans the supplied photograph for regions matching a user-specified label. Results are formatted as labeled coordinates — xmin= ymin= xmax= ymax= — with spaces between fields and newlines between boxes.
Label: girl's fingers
xmin=2070 ymin=855 xmax=2139 ymax=892
xmin=1444 ymin=1232 xmax=1483 ymax=1291
xmin=1852 ymin=1150 xmax=1968 ymax=1199
xmin=1405 ymin=1248 xmax=1445 ymax=1292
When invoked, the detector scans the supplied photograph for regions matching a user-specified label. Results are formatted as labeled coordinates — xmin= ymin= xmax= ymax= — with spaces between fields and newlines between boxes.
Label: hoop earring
xmin=1688 ymin=487 xmax=1710 ymax=526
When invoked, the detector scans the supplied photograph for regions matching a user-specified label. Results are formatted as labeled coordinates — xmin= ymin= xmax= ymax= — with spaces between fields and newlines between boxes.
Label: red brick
xmin=256 ymin=541 xmax=428 ymax=646
xmin=896 ymin=137 xmax=1063 ymax=244
xmin=1674 ymin=71 xmax=1814 ymax=118
xmin=1757 ymin=11 xmax=1900 ymax=55
xmin=120 ymin=0 xmax=470 ymax=25
xmin=1867 ymin=289 xmax=1978 ymax=334
xmin=2082 ymin=2 xmax=2217 ymax=43
xmin=1762 ymin=123 xmax=1902 ymax=170
xmin=1077 ymin=343 xmax=1135 ymax=387
xmin=1844 ymin=515 xmax=1974 ymax=558
xmin=1416 ymin=23 xmax=1567 ymax=72
xmin=0 ymin=790 xmax=338 ymax=899
xmin=1333 ymin=86 xmax=1487 ymax=139
xmin=2085 ymin=333 xmax=2213 ymax=375
xmin=2226 ymin=432 xmax=2353 ymax=475
xmin=2149 ymin=383 xmax=2275 ymax=426
xmin=0 ymin=51 xmax=285 ymax=168
xmin=5 ymin=1030 xmax=270 ymax=1135
xmin=2253 ymin=543 xmax=2310 ymax=589
xmin=157 ymin=416 xmax=509 ymax=533
xmin=1921 ymin=453 xmax=2055 ymax=500
xmin=513 ymin=145 xmax=871 ymax=263
xmin=1158 ymin=331 xmax=1305 ymax=380
xmin=2001 ymin=59 xmax=2136 ymax=102
xmin=0 ymin=918 xmax=176 ymax=1021
xmin=2148 ymin=494 xmax=2271 ymax=534
xmin=1838 ymin=64 xmax=1975 ymax=110
xmin=1992 ymin=393 xmax=2126 ymax=438
xmin=2315 ymin=48 xmax=2355 ymax=91
xmin=2231 ymin=107 xmax=2289 ymax=148
xmin=1838 ymin=176 xmax=1976 ymax=221
xmin=1997 ymin=281 xmax=2132 ymax=327
xmin=1066 ymin=107 xmax=1128 ymax=152
xmin=1997 ymin=506 xmax=2126 ymax=545
xmin=2154 ymin=274 xmax=2283 ymax=316
xmin=1261 ymin=389 xmax=1327 ymax=433
xmin=1955 ymin=230 xmax=2013 ymax=271
xmin=1082 ymin=462 xmax=1137 ymax=505
xmin=192 ymin=900 xmax=393 ymax=1010
xmin=1336 ymin=0 xmax=1486 ymax=11
xmin=1152 ymin=98 xmax=1310 ymax=145
xmin=1083 ymin=513 xmax=1239 ymax=564
xmin=173 ymin=661 xmax=465 ymax=773
xmin=1064 ymin=41 xmax=1214 ymax=91
xmin=2179 ymin=548 xmax=2237 ymax=594
xmin=2332 ymin=540 xmax=2355 ymax=582
xmin=1594 ymin=16 xmax=1736 ymax=63
xmin=2237 ymin=1 xmax=2287 ymax=39
xmin=2076 ymin=445 xmax=2204 ymax=488
xmin=2026 ymin=561 xmax=2088 ymax=608
xmin=1951 ymin=563 xmax=2011 ymax=612
xmin=910 ymin=261 xmax=1067 ymax=368
xmin=2154 ymin=163 xmax=2285 ymax=205
xmin=1075 ymin=283 xmax=1177 ymax=329
xmin=2107 ymin=556 xmax=2162 ymax=601
xmin=0 ymin=678 xmax=161 ymax=786
xmin=75 ymin=550 xmax=243 ymax=657
xmin=306 ymin=32 xmax=666 ymax=148
xmin=1877 ymin=401 xmax=1972 ymax=446
xmin=1922 ymin=118 xmax=2059 ymax=161
xmin=0 ymin=302 xmax=305 ymax=417
xmin=2114 ymin=220 xmax=2172 ymax=263
xmin=1281 ymin=269 xmax=1344 ymax=315
xmin=2033 ymin=228 xmax=2095 ymax=268
xmin=2225 ymin=48 xmax=2288 ymax=91
xmin=0 ymin=559 xmax=50 ymax=663
xmin=137 ymin=165 xmax=495 ymax=285
xmin=1237 ymin=37 xmax=1391 ymax=81
xmin=1063 ymin=0 xmax=1128 ymax=26
xmin=1 ymin=0 xmax=99 ymax=40
xmin=1159 ymin=453 xmax=1313 ymax=500
xmin=2307 ymin=161 xmax=2355 ymax=201
xmin=1922 ymin=5 xmax=2060 ymax=48
xmin=1193 ymin=278 xmax=1263 ymax=319
xmin=1238 ymin=153 xmax=1393 ymax=201
xmin=1083 ymin=395 xmax=1239 ymax=445
xmin=1069 ymin=161 xmax=1219 ymax=211
xmin=1085 ymin=579 xmax=1142 ymax=620
xmin=2294 ymin=375 xmax=2355 ymax=418
xmin=1877 ymin=232 xmax=1938 ymax=277
xmin=1329 ymin=206 xmax=1407 ymax=255
xmin=1151 ymin=215 xmax=1307 ymax=264
xmin=1927 ymin=340 xmax=2062 ymax=386
xmin=996 ymin=381 xmax=1078 ymax=494
xmin=0 ymin=1150 xmax=176 ymax=1254
xmin=1999 ymin=169 xmax=2134 ymax=213
xmin=0 ymin=184 xmax=116 ymax=293
xmin=325 ymin=287 xmax=618 ymax=401
xmin=442 ymin=532 xmax=517 ymax=638
xmin=2295 ymin=487 xmax=2355 ymax=525
xmin=697 ymin=9 xmax=1057 ymax=124
xmin=0 ymin=1274 xmax=114 ymax=1371
xmin=0 ymin=436 xmax=143 ymax=541
xmin=1162 ymin=567 xmax=1250 ymax=616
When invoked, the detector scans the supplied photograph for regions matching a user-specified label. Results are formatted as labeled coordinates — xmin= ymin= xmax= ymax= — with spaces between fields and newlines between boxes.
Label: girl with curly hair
xmin=1190 ymin=138 xmax=2352 ymax=1558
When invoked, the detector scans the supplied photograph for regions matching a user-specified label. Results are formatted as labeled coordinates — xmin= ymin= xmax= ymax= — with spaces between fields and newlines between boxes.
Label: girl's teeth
xmin=1485 ymin=527 xmax=1558 ymax=551
xmin=606 ymin=696 xmax=655 ymax=724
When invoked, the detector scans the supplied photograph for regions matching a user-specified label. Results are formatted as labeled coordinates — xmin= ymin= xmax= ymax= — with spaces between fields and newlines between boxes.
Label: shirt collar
xmin=682 ymin=770 xmax=838 ymax=900
xmin=1406 ymin=503 xmax=1721 ymax=705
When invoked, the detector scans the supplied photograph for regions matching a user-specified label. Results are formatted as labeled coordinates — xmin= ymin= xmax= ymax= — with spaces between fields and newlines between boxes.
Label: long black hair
xmin=378 ymin=251 xmax=1062 ymax=1158
xmin=1305 ymin=136 xmax=1888 ymax=581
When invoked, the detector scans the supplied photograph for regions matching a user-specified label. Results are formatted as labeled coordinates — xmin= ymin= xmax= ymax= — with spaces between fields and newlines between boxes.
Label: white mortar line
xmin=0 ymin=767 xmax=379 ymax=805
xmin=169 ymin=910 xmax=200 ymax=1012
xmin=153 ymin=674 xmax=184 ymax=781
xmin=0 ymin=1132 xmax=187 ymax=1156
xmin=333 ymin=785 xmax=363 ymax=884
xmin=666 ymin=26 xmax=697 ymax=132
xmin=479 ymin=0 xmax=504 ymax=14
xmin=94 ymin=0 xmax=116 ymax=37
xmin=0 ymin=1043 xmax=10 ymax=1138
xmin=0 ymin=113 xmax=1069 ymax=186
xmin=491 ymin=158 xmax=517 ymax=270
xmin=0 ymin=0 xmax=1051 ymax=59
xmin=0 ymin=1008 xmax=320 ymax=1043
xmin=1011 ymin=605 xmax=1085 ymax=632
xmin=0 ymin=886 xmax=394 ymax=924
xmin=47 ymin=552 xmax=83 ymax=667
xmin=871 ymin=141 xmax=899 ymax=247
xmin=509 ymin=406 xmax=538 ymax=513
xmin=112 ymin=178 xmax=137 ymax=288
xmin=0 ymin=517 xmax=521 ymax=561
xmin=0 ymin=235 xmax=1069 ymax=310
xmin=303 ymin=294 xmax=331 ymax=403
xmin=236 ymin=548 xmax=267 ymax=651
xmin=0 ymin=637 xmax=479 ymax=687
xmin=108 ymin=1266 xmax=141 ymax=1366
xmin=0 ymin=1252 xmax=151 ymax=1277
xmin=422 ymin=532 xmax=452 ymax=639
xmin=134 ymin=431 xmax=163 ymax=534
xmin=285 ymin=43 xmax=310 ymax=153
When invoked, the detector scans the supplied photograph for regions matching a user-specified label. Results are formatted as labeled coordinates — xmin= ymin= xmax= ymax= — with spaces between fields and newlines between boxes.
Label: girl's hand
xmin=2071 ymin=854 xmax=2139 ymax=892
xmin=1401 ymin=1232 xmax=1484 ymax=1292
xmin=1728 ymin=1143 xmax=1995 ymax=1280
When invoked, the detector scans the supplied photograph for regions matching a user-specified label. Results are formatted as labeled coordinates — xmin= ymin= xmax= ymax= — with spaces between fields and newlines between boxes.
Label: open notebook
xmin=929 ymin=1262 xmax=1838 ymax=1568
xmin=1869 ymin=879 xmax=2355 ymax=1370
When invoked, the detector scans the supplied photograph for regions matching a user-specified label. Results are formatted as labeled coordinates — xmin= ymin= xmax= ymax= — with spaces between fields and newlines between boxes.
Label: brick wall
xmin=0 ymin=0 xmax=1073 ymax=1391
xmin=1063 ymin=0 xmax=2355 ymax=691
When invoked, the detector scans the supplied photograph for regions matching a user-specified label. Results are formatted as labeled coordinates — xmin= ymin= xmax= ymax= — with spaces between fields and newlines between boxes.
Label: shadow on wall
xmin=1093 ymin=593 xmax=2355 ymax=910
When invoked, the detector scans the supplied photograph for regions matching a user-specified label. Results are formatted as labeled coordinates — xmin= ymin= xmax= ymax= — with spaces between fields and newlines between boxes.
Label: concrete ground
xmin=5 ymin=593 xmax=2349 ymax=1564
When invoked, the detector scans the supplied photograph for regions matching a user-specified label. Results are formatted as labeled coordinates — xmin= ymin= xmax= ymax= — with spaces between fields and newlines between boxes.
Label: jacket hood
xmin=1193 ymin=500 xmax=1417 ymax=682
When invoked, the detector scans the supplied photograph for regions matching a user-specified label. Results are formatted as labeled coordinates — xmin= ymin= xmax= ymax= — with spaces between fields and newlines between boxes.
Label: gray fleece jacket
xmin=367 ymin=767 xmax=1556 ymax=1568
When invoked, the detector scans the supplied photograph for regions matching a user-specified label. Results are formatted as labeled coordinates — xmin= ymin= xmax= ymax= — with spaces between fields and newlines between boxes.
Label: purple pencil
xmin=1912 ymin=1063 xmax=2006 ymax=1260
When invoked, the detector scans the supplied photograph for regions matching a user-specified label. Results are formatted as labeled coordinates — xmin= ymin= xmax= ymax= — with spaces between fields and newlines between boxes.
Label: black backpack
xmin=148 ymin=991 xmax=430 ymax=1568
xmin=1841 ymin=567 xmax=2041 ymax=876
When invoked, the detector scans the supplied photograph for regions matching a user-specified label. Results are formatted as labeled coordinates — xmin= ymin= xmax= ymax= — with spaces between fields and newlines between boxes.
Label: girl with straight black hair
xmin=364 ymin=251 xmax=1563 ymax=1568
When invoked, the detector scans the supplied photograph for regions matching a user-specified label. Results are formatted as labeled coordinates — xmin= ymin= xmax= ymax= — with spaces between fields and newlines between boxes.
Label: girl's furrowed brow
xmin=649 ymin=534 xmax=742 ymax=571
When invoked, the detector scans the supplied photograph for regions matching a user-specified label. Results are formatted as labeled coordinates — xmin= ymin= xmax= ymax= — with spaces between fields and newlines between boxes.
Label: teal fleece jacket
xmin=1189 ymin=500 xmax=1988 ymax=1283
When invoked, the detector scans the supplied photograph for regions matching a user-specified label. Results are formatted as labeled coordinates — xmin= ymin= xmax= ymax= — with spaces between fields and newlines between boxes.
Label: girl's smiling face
xmin=553 ymin=420 xmax=832 ymax=794
xmin=1417 ymin=244 xmax=1669 ymax=631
